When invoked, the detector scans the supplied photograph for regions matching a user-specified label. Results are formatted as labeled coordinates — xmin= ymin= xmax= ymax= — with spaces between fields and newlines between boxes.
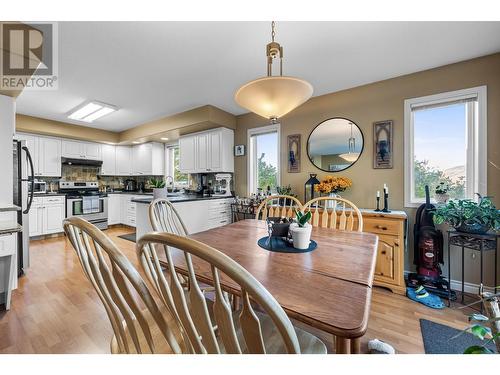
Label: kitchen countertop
xmin=33 ymin=192 xmax=66 ymax=197
xmin=107 ymin=191 xmax=154 ymax=195
xmin=132 ymin=195 xmax=234 ymax=204
xmin=0 ymin=222 xmax=22 ymax=236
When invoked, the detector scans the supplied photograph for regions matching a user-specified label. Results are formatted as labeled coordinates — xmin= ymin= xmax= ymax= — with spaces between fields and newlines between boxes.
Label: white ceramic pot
xmin=290 ymin=223 xmax=312 ymax=250
xmin=435 ymin=193 xmax=449 ymax=204
xmin=327 ymin=193 xmax=340 ymax=209
xmin=153 ymin=187 xmax=168 ymax=199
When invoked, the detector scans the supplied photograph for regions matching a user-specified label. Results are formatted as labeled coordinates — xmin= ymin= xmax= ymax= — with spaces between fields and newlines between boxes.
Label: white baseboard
xmin=404 ymin=270 xmax=496 ymax=294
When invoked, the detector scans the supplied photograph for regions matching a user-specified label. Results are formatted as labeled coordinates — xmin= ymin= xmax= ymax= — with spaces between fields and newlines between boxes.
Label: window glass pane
xmin=252 ymin=131 xmax=279 ymax=192
xmin=173 ymin=147 xmax=188 ymax=184
xmin=413 ymin=102 xmax=467 ymax=201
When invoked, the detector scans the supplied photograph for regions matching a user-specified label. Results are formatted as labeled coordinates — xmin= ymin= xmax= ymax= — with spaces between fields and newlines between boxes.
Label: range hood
xmin=61 ymin=157 xmax=103 ymax=167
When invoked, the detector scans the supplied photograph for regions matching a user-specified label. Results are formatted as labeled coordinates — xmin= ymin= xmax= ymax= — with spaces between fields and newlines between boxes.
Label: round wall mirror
xmin=307 ymin=117 xmax=364 ymax=172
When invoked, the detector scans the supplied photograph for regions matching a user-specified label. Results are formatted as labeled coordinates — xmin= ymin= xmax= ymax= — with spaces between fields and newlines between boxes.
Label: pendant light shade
xmin=235 ymin=76 xmax=313 ymax=121
xmin=339 ymin=121 xmax=360 ymax=162
xmin=234 ymin=22 xmax=313 ymax=123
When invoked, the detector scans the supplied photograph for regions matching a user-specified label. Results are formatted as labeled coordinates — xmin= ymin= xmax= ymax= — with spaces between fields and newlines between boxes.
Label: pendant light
xmin=339 ymin=122 xmax=360 ymax=162
xmin=235 ymin=21 xmax=313 ymax=123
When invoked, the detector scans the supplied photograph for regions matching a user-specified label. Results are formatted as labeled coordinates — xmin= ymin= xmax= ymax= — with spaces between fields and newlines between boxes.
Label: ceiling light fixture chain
xmin=266 ymin=20 xmax=283 ymax=77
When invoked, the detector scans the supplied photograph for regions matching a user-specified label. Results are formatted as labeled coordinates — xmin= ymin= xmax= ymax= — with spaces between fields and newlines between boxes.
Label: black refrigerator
xmin=13 ymin=139 xmax=35 ymax=275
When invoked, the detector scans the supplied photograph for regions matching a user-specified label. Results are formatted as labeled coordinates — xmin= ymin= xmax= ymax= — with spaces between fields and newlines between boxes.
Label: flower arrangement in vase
xmin=314 ymin=176 xmax=352 ymax=208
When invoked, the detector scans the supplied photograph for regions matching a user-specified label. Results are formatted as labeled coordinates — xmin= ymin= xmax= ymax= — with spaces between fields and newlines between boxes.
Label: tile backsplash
xmin=43 ymin=165 xmax=162 ymax=191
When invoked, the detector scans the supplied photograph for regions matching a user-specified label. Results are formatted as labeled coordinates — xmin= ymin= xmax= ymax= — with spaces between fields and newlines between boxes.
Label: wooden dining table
xmin=161 ymin=219 xmax=379 ymax=354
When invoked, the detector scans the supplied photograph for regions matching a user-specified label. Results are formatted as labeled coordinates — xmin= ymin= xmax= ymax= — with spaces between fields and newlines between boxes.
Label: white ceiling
xmin=16 ymin=21 xmax=500 ymax=132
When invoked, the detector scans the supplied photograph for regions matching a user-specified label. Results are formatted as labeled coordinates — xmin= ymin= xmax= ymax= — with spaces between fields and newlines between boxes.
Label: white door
xmin=108 ymin=194 xmax=121 ymax=225
xmin=43 ymin=204 xmax=65 ymax=234
xmin=196 ymin=133 xmax=209 ymax=172
xmin=179 ymin=136 xmax=196 ymax=173
xmin=39 ymin=137 xmax=62 ymax=177
xmin=101 ymin=144 xmax=116 ymax=175
xmin=208 ymin=130 xmax=222 ymax=171
xmin=84 ymin=142 xmax=102 ymax=160
xmin=62 ymin=140 xmax=85 ymax=158
xmin=29 ymin=205 xmax=43 ymax=237
xmin=116 ymin=146 xmax=132 ymax=175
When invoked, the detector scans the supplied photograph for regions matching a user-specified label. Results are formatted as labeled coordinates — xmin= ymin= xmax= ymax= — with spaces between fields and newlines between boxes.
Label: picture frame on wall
xmin=287 ymin=134 xmax=301 ymax=173
xmin=234 ymin=144 xmax=245 ymax=156
xmin=373 ymin=120 xmax=393 ymax=169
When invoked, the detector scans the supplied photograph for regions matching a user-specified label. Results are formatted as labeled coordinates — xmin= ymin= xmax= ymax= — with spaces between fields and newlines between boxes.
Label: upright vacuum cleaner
xmin=407 ymin=185 xmax=456 ymax=299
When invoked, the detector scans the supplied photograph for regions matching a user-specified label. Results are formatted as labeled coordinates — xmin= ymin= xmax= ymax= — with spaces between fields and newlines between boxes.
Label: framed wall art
xmin=287 ymin=134 xmax=301 ymax=173
xmin=373 ymin=120 xmax=393 ymax=169
xmin=234 ymin=144 xmax=245 ymax=156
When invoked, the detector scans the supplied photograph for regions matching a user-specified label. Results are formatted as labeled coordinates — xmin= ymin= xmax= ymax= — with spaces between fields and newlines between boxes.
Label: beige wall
xmin=235 ymin=53 xmax=500 ymax=284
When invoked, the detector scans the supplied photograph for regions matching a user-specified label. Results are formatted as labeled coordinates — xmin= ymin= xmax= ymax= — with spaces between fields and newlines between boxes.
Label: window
xmin=404 ymin=86 xmax=487 ymax=207
xmin=247 ymin=124 xmax=280 ymax=195
xmin=165 ymin=145 xmax=189 ymax=187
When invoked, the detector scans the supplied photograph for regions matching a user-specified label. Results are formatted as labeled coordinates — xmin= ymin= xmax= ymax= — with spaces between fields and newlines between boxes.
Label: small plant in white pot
xmin=290 ymin=210 xmax=312 ymax=250
xmin=150 ymin=178 xmax=167 ymax=199
xmin=435 ymin=182 xmax=450 ymax=204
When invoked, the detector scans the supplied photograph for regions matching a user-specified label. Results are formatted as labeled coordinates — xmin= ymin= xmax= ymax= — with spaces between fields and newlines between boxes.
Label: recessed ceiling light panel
xmin=68 ymin=101 xmax=117 ymax=123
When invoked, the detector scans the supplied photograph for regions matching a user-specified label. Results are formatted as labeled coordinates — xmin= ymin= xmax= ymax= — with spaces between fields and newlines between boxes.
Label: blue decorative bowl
xmin=455 ymin=222 xmax=490 ymax=234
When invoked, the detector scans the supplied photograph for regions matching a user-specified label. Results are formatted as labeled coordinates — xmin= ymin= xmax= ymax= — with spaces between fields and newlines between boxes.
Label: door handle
xmin=22 ymin=146 xmax=35 ymax=214
xmin=376 ymin=225 xmax=388 ymax=230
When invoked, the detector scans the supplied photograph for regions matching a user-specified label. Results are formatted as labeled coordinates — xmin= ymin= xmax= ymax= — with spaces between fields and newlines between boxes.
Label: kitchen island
xmin=133 ymin=195 xmax=233 ymax=240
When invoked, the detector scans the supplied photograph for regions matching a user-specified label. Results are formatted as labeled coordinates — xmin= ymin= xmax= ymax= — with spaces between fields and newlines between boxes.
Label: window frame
xmin=164 ymin=143 xmax=189 ymax=188
xmin=404 ymin=86 xmax=487 ymax=208
xmin=247 ymin=123 xmax=281 ymax=196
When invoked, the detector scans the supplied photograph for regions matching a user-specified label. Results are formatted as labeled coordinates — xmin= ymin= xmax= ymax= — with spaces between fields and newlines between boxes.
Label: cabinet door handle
xmin=381 ymin=250 xmax=386 ymax=255
xmin=376 ymin=225 xmax=388 ymax=230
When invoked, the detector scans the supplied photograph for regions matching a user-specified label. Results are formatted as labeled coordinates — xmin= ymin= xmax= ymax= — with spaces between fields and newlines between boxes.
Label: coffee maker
xmin=124 ymin=179 xmax=137 ymax=192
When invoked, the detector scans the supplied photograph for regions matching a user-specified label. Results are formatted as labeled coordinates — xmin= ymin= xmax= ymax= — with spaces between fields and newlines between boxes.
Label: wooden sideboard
xmin=360 ymin=209 xmax=407 ymax=295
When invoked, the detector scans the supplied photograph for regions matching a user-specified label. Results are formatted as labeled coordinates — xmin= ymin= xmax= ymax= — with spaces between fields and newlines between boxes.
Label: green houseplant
xmin=289 ymin=210 xmax=312 ymax=250
xmin=433 ymin=195 xmax=500 ymax=234
xmin=149 ymin=178 xmax=167 ymax=199
xmin=435 ymin=182 xmax=450 ymax=204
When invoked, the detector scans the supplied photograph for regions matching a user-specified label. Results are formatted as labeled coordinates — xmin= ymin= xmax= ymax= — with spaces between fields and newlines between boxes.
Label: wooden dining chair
xmin=149 ymin=198 xmax=188 ymax=235
xmin=255 ymin=195 xmax=304 ymax=220
xmin=303 ymin=197 xmax=364 ymax=232
xmin=137 ymin=232 xmax=327 ymax=354
xmin=63 ymin=216 xmax=183 ymax=354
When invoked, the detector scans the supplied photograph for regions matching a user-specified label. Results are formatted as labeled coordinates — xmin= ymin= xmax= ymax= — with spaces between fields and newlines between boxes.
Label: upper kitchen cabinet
xmin=100 ymin=144 xmax=116 ymax=175
xmin=15 ymin=133 xmax=61 ymax=177
xmin=179 ymin=127 xmax=234 ymax=174
xmin=115 ymin=145 xmax=133 ymax=175
xmin=62 ymin=139 xmax=102 ymax=160
xmin=132 ymin=142 xmax=164 ymax=175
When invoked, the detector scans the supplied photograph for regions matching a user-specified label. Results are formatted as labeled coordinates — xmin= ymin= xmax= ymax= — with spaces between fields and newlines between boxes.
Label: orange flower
xmin=314 ymin=176 xmax=352 ymax=194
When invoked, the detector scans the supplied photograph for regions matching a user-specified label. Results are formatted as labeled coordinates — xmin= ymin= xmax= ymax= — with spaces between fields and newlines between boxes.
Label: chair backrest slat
xmin=137 ymin=232 xmax=301 ymax=354
xmin=64 ymin=217 xmax=182 ymax=354
xmin=303 ymin=197 xmax=363 ymax=232
xmin=255 ymin=195 xmax=303 ymax=221
xmin=150 ymin=198 xmax=188 ymax=235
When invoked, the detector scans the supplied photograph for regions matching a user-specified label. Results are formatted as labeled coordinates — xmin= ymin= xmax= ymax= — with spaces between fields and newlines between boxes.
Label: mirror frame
xmin=306 ymin=117 xmax=365 ymax=173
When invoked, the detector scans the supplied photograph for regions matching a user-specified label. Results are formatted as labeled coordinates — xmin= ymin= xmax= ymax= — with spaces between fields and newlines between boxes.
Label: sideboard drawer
xmin=363 ymin=218 xmax=400 ymax=236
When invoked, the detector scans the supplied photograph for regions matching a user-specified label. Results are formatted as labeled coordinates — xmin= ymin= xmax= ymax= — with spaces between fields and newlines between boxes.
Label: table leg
xmin=448 ymin=234 xmax=451 ymax=307
xmin=350 ymin=338 xmax=361 ymax=354
xmin=461 ymin=246 xmax=465 ymax=304
xmin=335 ymin=336 xmax=350 ymax=354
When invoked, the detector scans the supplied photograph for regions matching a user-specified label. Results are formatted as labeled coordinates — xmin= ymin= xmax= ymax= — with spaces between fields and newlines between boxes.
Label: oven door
xmin=66 ymin=197 xmax=108 ymax=229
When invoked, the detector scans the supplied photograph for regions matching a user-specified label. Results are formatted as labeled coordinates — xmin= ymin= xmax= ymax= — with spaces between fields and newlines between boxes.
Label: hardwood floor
xmin=0 ymin=226 xmax=473 ymax=354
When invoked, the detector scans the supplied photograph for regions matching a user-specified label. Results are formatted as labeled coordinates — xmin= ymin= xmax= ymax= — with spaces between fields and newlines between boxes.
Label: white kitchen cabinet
xmin=39 ymin=137 xmax=62 ymax=177
xmin=179 ymin=136 xmax=197 ymax=173
xmin=28 ymin=198 xmax=44 ymax=237
xmin=100 ymin=144 xmax=116 ymax=175
xmin=29 ymin=196 xmax=65 ymax=237
xmin=132 ymin=143 xmax=164 ymax=176
xmin=115 ymin=146 xmax=133 ymax=176
xmin=62 ymin=139 xmax=101 ymax=160
xmin=179 ymin=128 xmax=234 ymax=174
xmin=16 ymin=133 xmax=61 ymax=177
xmin=107 ymin=194 xmax=121 ymax=225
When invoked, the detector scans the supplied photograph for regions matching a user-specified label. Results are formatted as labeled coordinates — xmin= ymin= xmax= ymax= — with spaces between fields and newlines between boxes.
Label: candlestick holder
xmin=382 ymin=192 xmax=391 ymax=213
xmin=374 ymin=196 xmax=381 ymax=211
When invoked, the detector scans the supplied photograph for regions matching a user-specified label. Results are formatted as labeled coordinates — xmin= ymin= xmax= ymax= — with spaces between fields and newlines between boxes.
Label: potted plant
xmin=314 ymin=175 xmax=352 ymax=208
xmin=289 ymin=210 xmax=312 ymax=250
xmin=276 ymin=185 xmax=297 ymax=205
xmin=433 ymin=195 xmax=500 ymax=234
xmin=435 ymin=182 xmax=450 ymax=204
xmin=149 ymin=178 xmax=167 ymax=199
